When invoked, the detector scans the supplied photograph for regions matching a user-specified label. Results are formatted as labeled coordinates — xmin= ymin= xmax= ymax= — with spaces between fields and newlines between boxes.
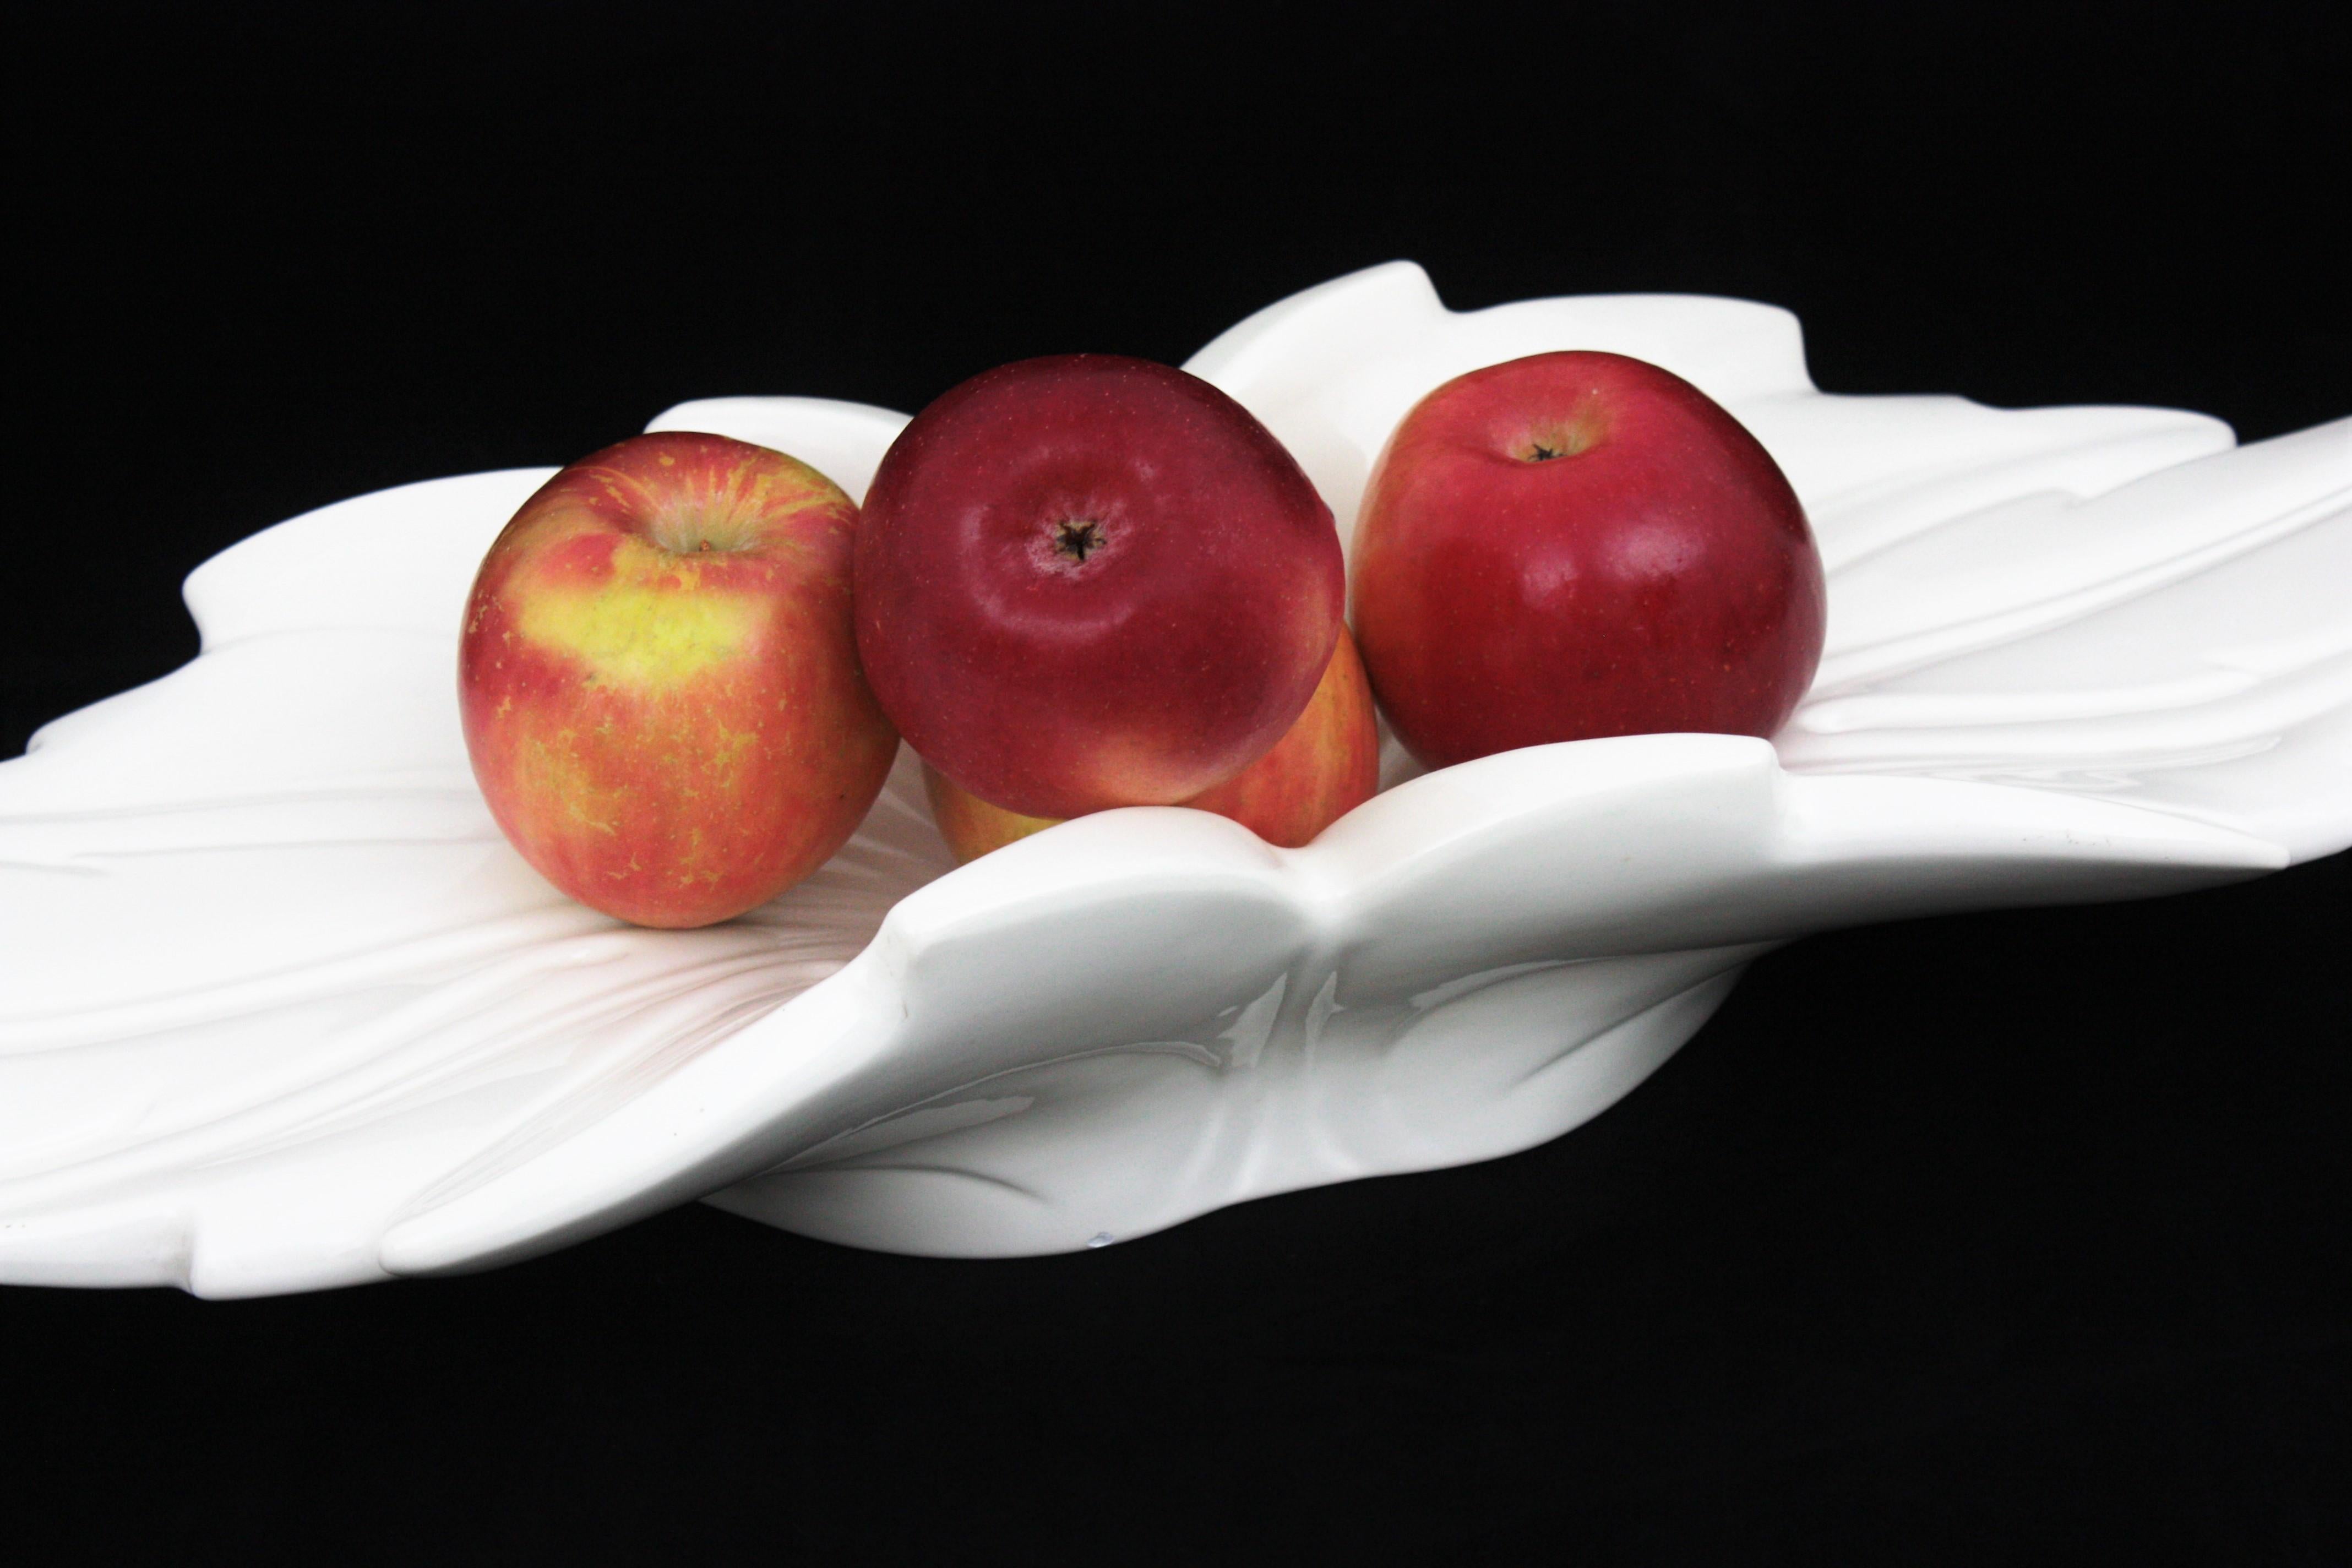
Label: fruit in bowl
xmin=459 ymin=431 xmax=897 ymax=928
xmin=924 ymin=625 xmax=1380 ymax=861
xmin=1351 ymin=350 xmax=1827 ymax=769
xmin=854 ymin=353 xmax=1345 ymax=821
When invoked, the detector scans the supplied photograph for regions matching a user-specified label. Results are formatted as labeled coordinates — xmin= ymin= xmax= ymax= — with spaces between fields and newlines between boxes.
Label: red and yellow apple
xmin=854 ymin=354 xmax=1345 ymax=820
xmin=458 ymin=431 xmax=897 ymax=928
xmin=924 ymin=625 xmax=1380 ymax=861
xmin=1351 ymin=351 xmax=1825 ymax=770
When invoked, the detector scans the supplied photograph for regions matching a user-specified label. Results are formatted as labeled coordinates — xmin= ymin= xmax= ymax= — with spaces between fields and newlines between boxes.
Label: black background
xmin=6 ymin=3 xmax=2348 ymax=1561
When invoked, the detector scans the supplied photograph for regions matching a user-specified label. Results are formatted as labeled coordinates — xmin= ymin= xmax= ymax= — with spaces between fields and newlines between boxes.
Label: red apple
xmin=854 ymin=354 xmax=1344 ymax=820
xmin=459 ymin=431 xmax=898 ymax=929
xmin=1351 ymin=351 xmax=1826 ymax=769
xmin=925 ymin=626 xmax=1381 ymax=861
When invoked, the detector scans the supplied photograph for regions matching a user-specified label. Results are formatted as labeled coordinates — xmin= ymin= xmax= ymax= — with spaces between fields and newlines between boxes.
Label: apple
xmin=1351 ymin=350 xmax=1827 ymax=770
xmin=924 ymin=626 xmax=1381 ymax=861
xmin=459 ymin=431 xmax=898 ymax=928
xmin=854 ymin=354 xmax=1345 ymax=820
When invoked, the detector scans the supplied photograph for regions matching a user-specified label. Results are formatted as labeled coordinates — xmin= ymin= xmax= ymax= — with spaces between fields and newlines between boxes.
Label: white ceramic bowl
xmin=3 ymin=263 xmax=2346 ymax=1297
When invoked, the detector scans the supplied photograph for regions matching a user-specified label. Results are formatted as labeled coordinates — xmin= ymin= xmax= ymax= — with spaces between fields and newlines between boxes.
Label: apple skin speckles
xmin=460 ymin=431 xmax=897 ymax=929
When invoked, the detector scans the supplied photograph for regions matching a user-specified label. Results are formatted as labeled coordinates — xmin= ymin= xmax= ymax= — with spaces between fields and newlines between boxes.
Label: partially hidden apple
xmin=1351 ymin=350 xmax=1827 ymax=770
xmin=459 ymin=431 xmax=898 ymax=928
xmin=925 ymin=625 xmax=1380 ymax=861
xmin=854 ymin=354 xmax=1345 ymax=820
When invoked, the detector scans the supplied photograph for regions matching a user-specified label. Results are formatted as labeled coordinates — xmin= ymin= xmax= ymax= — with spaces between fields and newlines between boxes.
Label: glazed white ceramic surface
xmin=2 ymin=263 xmax=2346 ymax=1297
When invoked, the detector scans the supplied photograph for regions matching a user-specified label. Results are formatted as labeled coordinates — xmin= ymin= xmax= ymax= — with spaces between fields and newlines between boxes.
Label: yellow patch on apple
xmin=513 ymin=536 xmax=765 ymax=689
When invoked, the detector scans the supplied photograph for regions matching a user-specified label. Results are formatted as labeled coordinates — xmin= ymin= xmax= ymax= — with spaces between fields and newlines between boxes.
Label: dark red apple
xmin=854 ymin=354 xmax=1344 ymax=820
xmin=1351 ymin=351 xmax=1826 ymax=769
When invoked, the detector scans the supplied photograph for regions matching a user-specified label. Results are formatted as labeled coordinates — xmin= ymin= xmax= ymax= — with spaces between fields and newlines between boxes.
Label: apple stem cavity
xmin=650 ymin=507 xmax=759 ymax=557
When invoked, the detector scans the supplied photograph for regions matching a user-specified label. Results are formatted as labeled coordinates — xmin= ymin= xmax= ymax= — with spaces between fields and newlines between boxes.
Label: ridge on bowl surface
xmin=2 ymin=262 xmax=2346 ymax=1296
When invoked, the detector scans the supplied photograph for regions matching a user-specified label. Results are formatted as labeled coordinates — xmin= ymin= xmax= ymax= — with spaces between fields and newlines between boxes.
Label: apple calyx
xmin=1049 ymin=518 xmax=1107 ymax=564
xmin=1513 ymin=405 xmax=1606 ymax=465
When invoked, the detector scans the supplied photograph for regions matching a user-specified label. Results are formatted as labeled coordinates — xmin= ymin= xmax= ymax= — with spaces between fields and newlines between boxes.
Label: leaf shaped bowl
xmin=3 ymin=263 xmax=2346 ymax=1298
